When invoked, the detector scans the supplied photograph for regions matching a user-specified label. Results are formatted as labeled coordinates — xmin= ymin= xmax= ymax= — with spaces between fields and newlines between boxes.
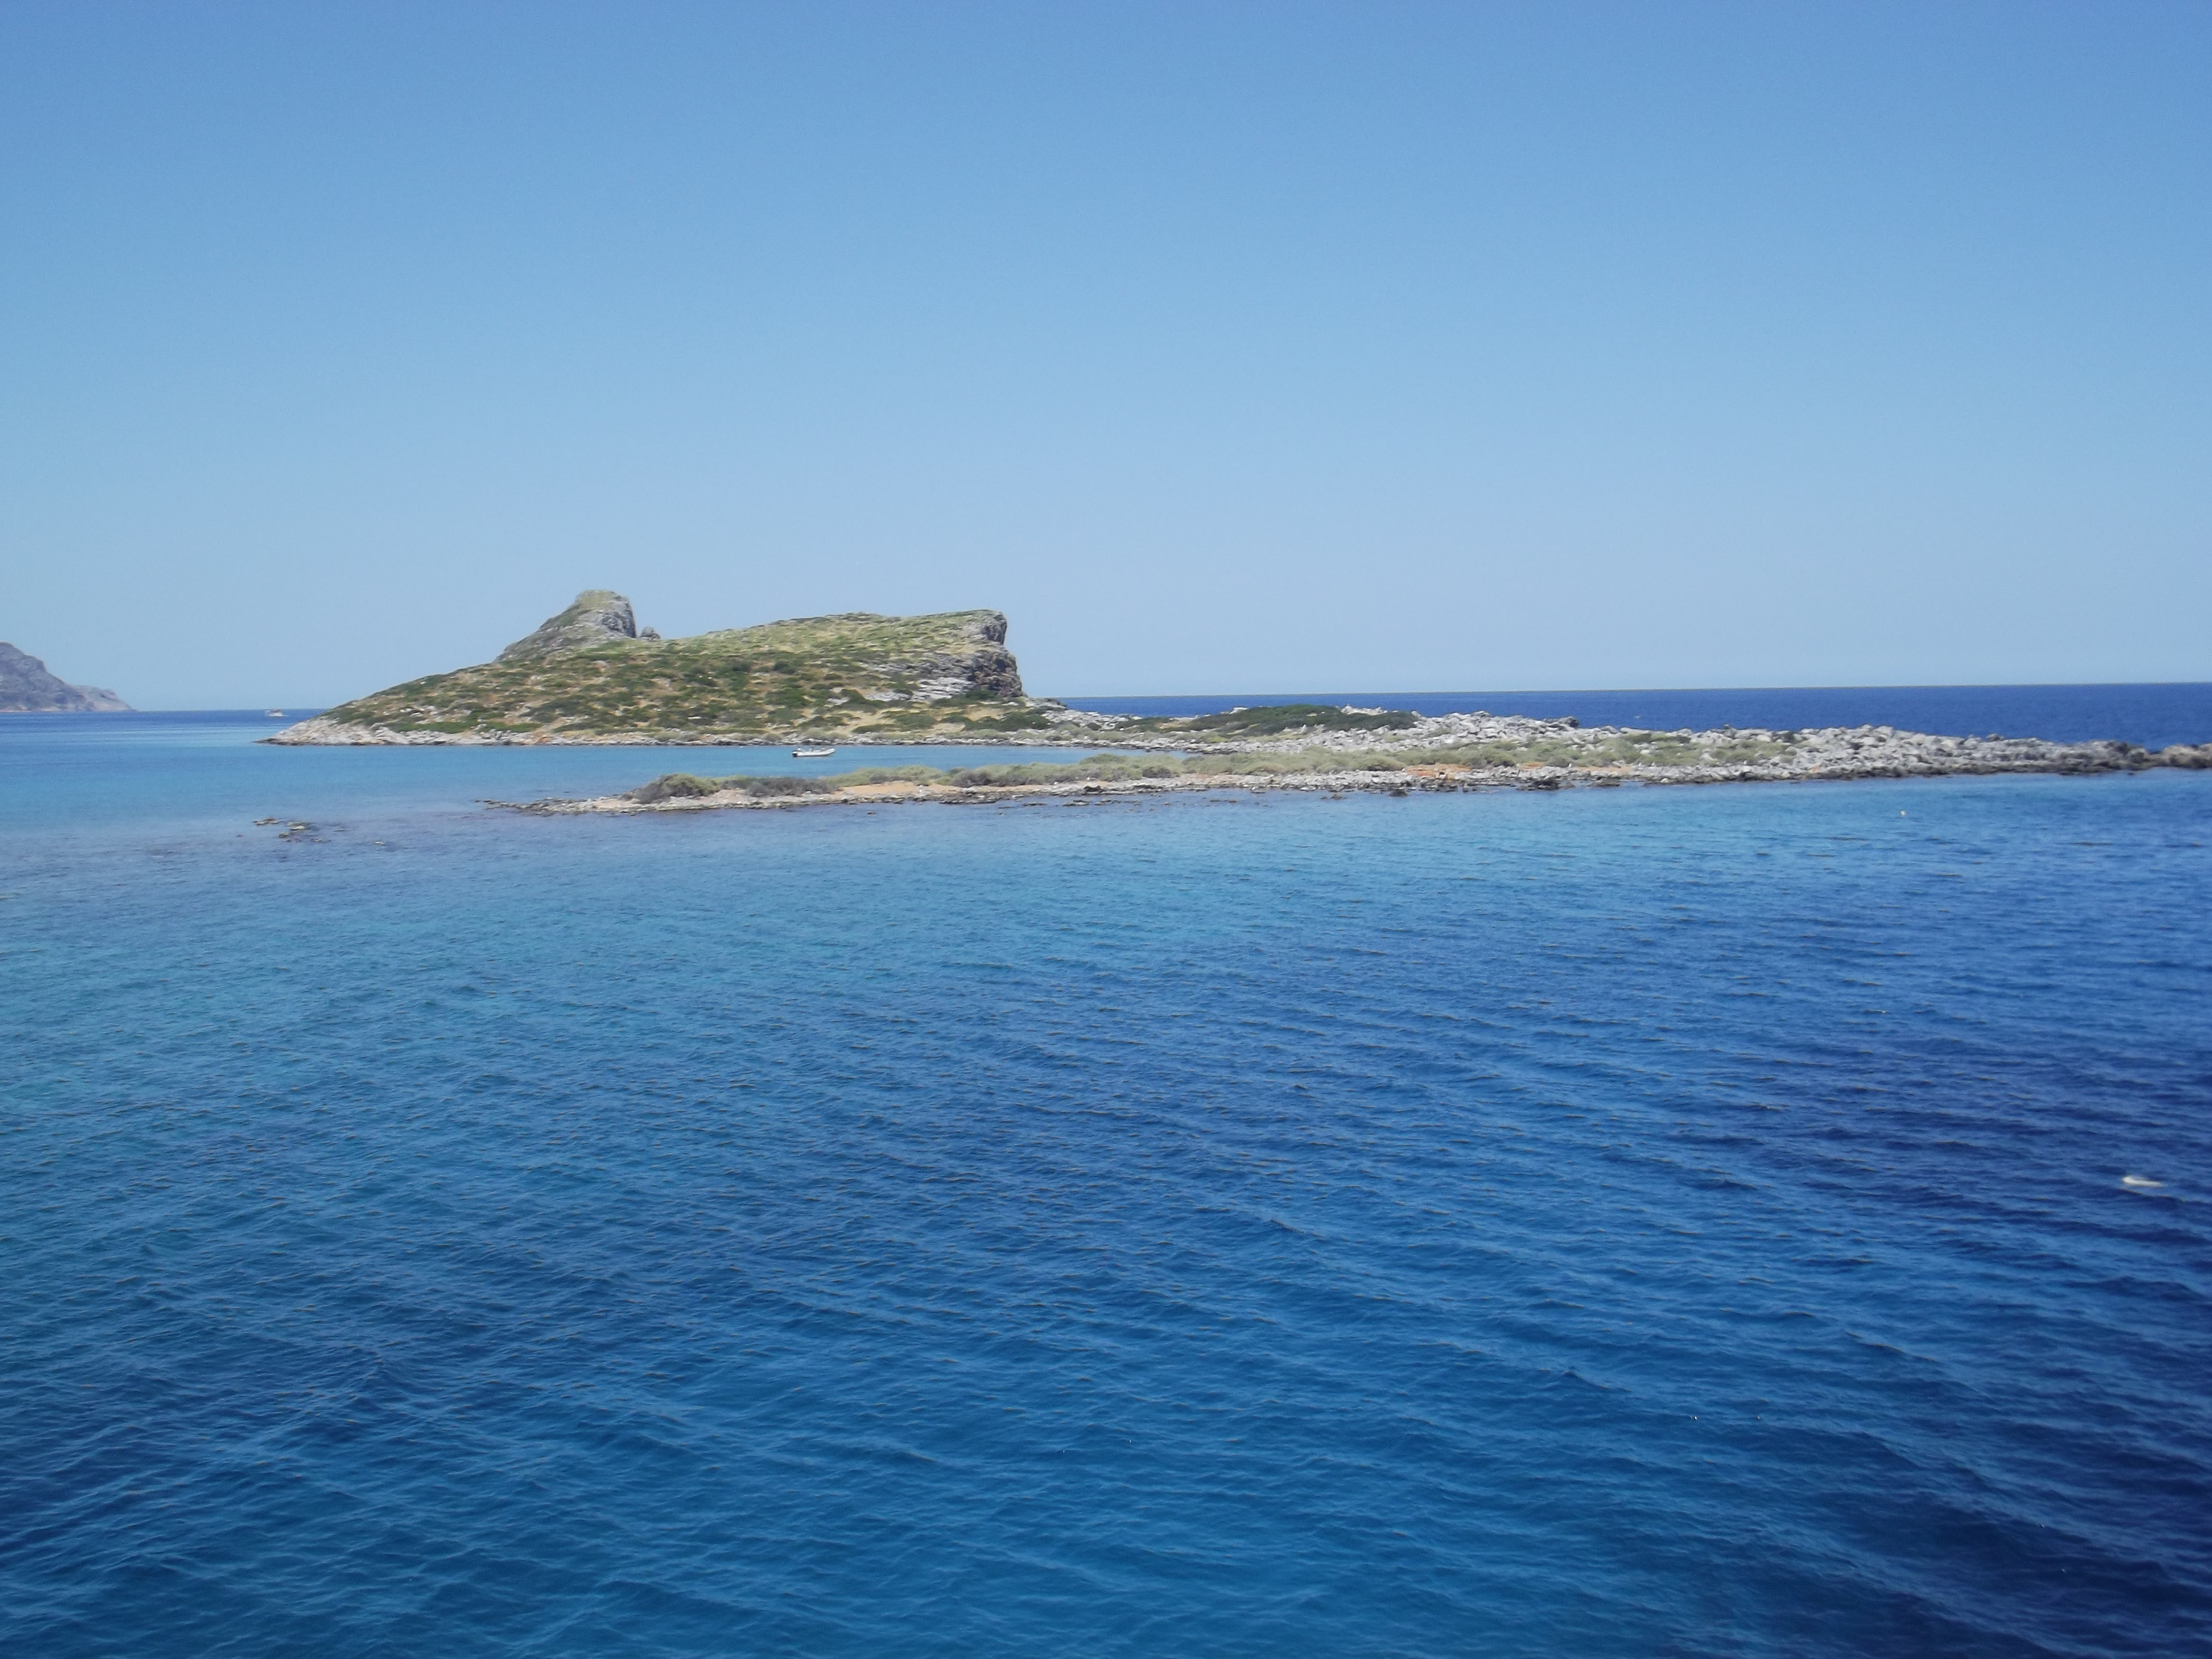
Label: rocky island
xmin=0 ymin=642 xmax=130 ymax=712
xmin=272 ymin=589 xmax=2208 ymax=804
xmin=269 ymin=590 xmax=1064 ymax=745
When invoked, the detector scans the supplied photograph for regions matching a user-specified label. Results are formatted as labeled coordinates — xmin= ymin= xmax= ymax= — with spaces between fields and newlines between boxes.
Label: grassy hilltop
xmin=306 ymin=598 xmax=1054 ymax=741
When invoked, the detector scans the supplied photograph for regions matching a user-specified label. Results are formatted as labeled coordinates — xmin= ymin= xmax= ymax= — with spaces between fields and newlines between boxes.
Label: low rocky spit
xmin=289 ymin=705 xmax=2208 ymax=764
xmin=495 ymin=721 xmax=2212 ymax=817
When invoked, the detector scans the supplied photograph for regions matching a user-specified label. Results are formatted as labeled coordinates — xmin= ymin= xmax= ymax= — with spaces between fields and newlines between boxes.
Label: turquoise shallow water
xmin=3 ymin=713 xmax=2209 ymax=1656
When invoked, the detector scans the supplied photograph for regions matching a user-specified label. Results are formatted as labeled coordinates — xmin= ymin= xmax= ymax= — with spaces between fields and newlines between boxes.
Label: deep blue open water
xmin=4 ymin=704 xmax=2209 ymax=1657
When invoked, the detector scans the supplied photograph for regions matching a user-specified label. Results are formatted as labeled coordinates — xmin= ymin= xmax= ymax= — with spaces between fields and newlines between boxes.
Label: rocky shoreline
xmin=495 ymin=720 xmax=2212 ymax=817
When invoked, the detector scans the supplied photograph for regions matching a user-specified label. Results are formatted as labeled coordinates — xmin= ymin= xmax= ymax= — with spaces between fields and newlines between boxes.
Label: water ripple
xmin=2 ymin=738 xmax=2207 ymax=1656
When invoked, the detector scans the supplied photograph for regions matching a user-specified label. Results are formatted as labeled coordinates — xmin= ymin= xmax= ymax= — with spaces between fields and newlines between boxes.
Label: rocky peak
xmin=0 ymin=642 xmax=131 ymax=712
xmin=496 ymin=591 xmax=650 ymax=662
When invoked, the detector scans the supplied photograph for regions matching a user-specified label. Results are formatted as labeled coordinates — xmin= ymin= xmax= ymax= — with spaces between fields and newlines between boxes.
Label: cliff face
xmin=0 ymin=642 xmax=131 ymax=712
xmin=272 ymin=593 xmax=1043 ymax=744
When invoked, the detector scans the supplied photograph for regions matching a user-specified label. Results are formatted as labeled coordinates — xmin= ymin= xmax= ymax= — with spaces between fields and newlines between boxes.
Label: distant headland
xmin=0 ymin=642 xmax=130 ymax=712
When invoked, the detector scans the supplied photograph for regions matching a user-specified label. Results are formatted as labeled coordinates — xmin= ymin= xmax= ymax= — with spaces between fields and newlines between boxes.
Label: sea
xmin=3 ymin=687 xmax=2208 ymax=1658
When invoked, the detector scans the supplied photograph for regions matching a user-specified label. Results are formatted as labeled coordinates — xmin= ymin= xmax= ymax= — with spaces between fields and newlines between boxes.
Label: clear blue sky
xmin=3 ymin=1 xmax=2206 ymax=707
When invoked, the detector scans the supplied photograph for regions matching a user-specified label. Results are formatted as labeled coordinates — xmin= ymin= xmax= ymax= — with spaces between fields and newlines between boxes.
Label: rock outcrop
xmin=0 ymin=642 xmax=131 ymax=712
xmin=813 ymin=609 xmax=1024 ymax=702
xmin=495 ymin=591 xmax=649 ymax=662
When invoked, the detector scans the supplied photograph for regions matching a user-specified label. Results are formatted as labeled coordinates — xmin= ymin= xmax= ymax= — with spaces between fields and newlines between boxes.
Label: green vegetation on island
xmin=286 ymin=594 xmax=1051 ymax=742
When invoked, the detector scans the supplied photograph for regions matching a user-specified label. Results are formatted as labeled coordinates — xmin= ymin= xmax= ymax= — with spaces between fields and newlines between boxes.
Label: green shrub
xmin=628 ymin=773 xmax=722 ymax=802
xmin=835 ymin=766 xmax=948 ymax=786
xmin=1163 ymin=703 xmax=1420 ymax=737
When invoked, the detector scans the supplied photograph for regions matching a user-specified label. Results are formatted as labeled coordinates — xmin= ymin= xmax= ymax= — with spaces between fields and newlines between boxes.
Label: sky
xmin=2 ymin=1 xmax=2206 ymax=707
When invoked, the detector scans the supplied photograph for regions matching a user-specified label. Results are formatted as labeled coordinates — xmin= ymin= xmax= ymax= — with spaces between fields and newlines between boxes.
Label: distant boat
xmin=792 ymin=745 xmax=836 ymax=758
xmin=266 ymin=709 xmax=285 ymax=718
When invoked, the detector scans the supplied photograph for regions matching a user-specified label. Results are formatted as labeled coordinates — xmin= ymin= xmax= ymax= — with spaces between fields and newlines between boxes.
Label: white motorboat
xmin=266 ymin=709 xmax=285 ymax=718
xmin=792 ymin=746 xmax=836 ymax=758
